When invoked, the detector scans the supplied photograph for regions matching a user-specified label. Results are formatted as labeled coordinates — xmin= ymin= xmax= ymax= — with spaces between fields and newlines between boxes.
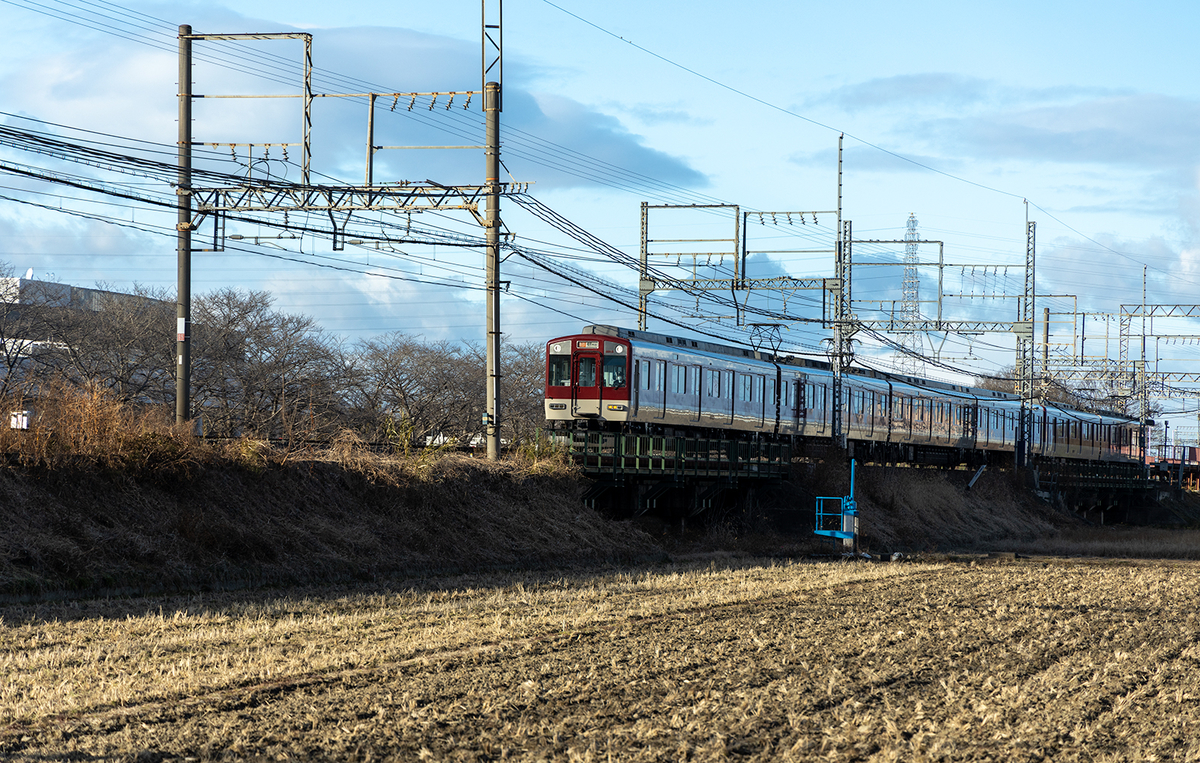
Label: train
xmin=544 ymin=325 xmax=1144 ymax=467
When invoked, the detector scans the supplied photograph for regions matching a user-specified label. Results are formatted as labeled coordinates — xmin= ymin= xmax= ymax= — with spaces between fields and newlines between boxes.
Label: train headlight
xmin=607 ymin=404 xmax=626 ymax=411
xmin=550 ymin=343 xmax=563 ymax=353
xmin=549 ymin=403 xmax=566 ymax=410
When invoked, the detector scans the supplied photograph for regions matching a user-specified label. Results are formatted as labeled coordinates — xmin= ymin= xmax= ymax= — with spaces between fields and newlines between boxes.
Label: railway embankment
xmin=3 ymin=389 xmax=1200 ymax=601
xmin=6 ymin=447 xmax=1200 ymax=601
xmin=666 ymin=459 xmax=1200 ymax=561
xmin=0 ymin=443 xmax=664 ymax=601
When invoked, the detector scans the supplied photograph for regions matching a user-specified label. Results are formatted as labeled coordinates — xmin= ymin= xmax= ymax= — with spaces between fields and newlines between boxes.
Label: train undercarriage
xmin=548 ymin=420 xmax=1158 ymax=524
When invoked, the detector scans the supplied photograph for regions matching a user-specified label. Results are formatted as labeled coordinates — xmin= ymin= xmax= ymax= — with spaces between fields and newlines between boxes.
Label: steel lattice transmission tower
xmin=899 ymin=213 xmax=922 ymax=373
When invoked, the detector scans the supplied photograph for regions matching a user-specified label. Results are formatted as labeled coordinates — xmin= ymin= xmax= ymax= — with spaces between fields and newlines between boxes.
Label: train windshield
xmin=549 ymin=354 xmax=571 ymax=386
xmin=603 ymin=356 xmax=627 ymax=388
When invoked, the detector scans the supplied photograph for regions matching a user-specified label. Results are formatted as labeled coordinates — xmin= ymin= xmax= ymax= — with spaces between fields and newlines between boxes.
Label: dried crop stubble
xmin=4 ymin=559 xmax=1200 ymax=761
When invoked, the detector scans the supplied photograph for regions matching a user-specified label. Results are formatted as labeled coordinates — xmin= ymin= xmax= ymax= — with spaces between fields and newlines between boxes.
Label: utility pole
xmin=831 ymin=134 xmax=851 ymax=450
xmin=900 ymin=213 xmax=921 ymax=373
xmin=176 ymin=24 xmax=192 ymax=426
xmin=483 ymin=0 xmax=503 ymax=460
xmin=177 ymin=7 xmax=506 ymax=456
xmin=484 ymin=79 xmax=501 ymax=460
xmin=1015 ymin=214 xmax=1036 ymax=468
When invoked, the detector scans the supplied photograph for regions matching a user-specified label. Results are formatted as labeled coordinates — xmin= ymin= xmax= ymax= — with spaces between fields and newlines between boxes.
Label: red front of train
xmin=544 ymin=333 xmax=632 ymax=425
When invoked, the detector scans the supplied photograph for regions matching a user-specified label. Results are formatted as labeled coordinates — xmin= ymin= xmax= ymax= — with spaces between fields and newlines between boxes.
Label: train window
xmin=755 ymin=376 xmax=764 ymax=403
xmin=737 ymin=374 xmax=752 ymax=403
xmin=577 ymin=356 xmax=596 ymax=387
xmin=603 ymin=356 xmax=627 ymax=388
xmin=654 ymin=361 xmax=665 ymax=392
xmin=639 ymin=360 xmax=650 ymax=390
xmin=706 ymin=369 xmax=720 ymax=397
xmin=549 ymin=355 xmax=570 ymax=386
xmin=670 ymin=364 xmax=686 ymax=394
xmin=725 ymin=371 xmax=734 ymax=398
xmin=766 ymin=378 xmax=776 ymax=405
xmin=688 ymin=367 xmax=700 ymax=395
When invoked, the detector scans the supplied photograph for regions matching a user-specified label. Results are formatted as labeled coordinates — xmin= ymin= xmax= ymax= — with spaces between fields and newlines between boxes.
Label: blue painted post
xmin=842 ymin=459 xmax=858 ymax=552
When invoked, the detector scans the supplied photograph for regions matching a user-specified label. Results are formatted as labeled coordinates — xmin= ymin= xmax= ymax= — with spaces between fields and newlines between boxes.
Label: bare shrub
xmin=0 ymin=382 xmax=197 ymax=474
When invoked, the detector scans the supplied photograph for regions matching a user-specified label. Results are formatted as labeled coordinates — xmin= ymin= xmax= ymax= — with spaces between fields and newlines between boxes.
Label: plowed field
xmin=4 ymin=557 xmax=1200 ymax=761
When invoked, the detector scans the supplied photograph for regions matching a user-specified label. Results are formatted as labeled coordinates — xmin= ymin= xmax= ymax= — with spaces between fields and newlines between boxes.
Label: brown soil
xmin=3 ymin=557 xmax=1198 ymax=761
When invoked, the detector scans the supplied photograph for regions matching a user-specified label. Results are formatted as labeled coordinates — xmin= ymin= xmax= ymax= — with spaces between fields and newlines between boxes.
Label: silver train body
xmin=545 ymin=325 xmax=1142 ymax=465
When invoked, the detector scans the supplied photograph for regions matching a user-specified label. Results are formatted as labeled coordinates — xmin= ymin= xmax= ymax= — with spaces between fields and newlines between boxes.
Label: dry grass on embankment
xmin=3 ymin=386 xmax=1200 ymax=601
xmin=698 ymin=458 xmax=1200 ymax=561
xmin=0 ymin=388 xmax=661 ymax=599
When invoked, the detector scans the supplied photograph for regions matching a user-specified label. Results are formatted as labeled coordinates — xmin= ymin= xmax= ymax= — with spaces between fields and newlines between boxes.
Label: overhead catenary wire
xmin=6 ymin=1 xmax=1200 ymax=391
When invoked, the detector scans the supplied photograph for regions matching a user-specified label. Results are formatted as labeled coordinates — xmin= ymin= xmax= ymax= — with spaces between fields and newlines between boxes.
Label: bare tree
xmin=350 ymin=335 xmax=547 ymax=451
xmin=352 ymin=333 xmax=482 ymax=448
xmin=192 ymin=288 xmax=350 ymax=439
xmin=0 ymin=268 xmax=174 ymax=404
xmin=501 ymin=340 xmax=547 ymax=447
xmin=47 ymin=285 xmax=175 ymax=405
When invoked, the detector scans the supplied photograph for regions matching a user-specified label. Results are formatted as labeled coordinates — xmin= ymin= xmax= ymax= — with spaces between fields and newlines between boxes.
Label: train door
xmin=631 ymin=359 xmax=641 ymax=417
xmin=964 ymin=403 xmax=978 ymax=448
xmin=571 ymin=349 xmax=602 ymax=416
xmin=756 ymin=374 xmax=767 ymax=429
xmin=863 ymin=390 xmax=875 ymax=438
xmin=690 ymin=365 xmax=702 ymax=423
xmin=793 ymin=377 xmax=805 ymax=432
xmin=723 ymin=371 xmax=735 ymax=425
xmin=816 ymin=381 xmax=825 ymax=434
xmin=887 ymin=388 xmax=898 ymax=443
xmin=767 ymin=372 xmax=779 ymax=433
xmin=654 ymin=360 xmax=667 ymax=420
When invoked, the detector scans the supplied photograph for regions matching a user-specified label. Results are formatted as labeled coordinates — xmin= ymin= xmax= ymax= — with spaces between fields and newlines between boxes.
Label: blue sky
xmin=2 ymin=0 xmax=1199 ymax=409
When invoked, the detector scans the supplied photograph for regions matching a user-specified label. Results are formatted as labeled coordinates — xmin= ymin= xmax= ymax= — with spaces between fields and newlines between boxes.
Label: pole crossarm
xmin=1144 ymin=371 xmax=1200 ymax=384
xmin=855 ymin=319 xmax=1023 ymax=334
xmin=852 ymin=239 xmax=944 ymax=246
xmin=190 ymin=182 xmax=512 ymax=217
xmin=642 ymin=276 xmax=828 ymax=291
xmin=1121 ymin=304 xmax=1200 ymax=318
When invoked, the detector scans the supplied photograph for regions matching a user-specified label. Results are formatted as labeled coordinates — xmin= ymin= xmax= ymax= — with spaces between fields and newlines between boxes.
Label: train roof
xmin=579 ymin=325 xmax=1142 ymax=423
xmin=581 ymin=325 xmax=1014 ymax=400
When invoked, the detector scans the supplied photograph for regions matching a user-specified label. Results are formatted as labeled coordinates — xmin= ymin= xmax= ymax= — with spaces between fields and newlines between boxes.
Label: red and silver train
xmin=544 ymin=325 xmax=1144 ymax=466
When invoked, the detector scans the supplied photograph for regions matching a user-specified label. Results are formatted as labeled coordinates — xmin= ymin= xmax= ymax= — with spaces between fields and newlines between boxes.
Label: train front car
xmin=545 ymin=334 xmax=632 ymax=428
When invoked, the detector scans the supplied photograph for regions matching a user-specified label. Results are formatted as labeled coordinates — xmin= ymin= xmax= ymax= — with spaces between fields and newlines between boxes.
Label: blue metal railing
xmin=815 ymin=458 xmax=858 ymax=544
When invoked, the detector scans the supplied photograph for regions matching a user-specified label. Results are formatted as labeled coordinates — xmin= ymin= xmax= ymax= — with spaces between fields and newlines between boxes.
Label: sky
xmin=2 ymin=0 xmax=1200 ymax=421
